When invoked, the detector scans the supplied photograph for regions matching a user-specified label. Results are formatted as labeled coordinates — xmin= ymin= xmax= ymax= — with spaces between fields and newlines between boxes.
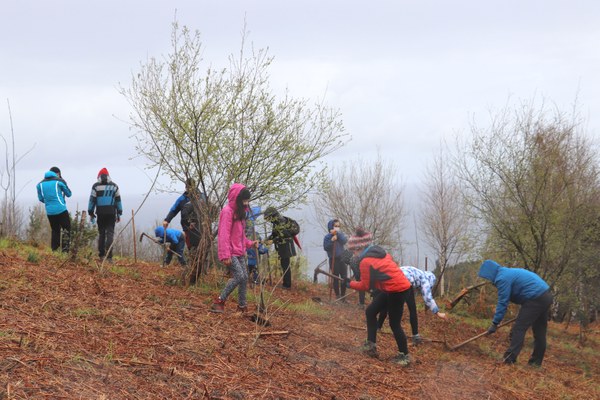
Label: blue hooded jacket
xmin=36 ymin=170 xmax=72 ymax=215
xmin=478 ymin=260 xmax=550 ymax=325
xmin=323 ymin=219 xmax=348 ymax=259
xmin=154 ymin=226 xmax=184 ymax=244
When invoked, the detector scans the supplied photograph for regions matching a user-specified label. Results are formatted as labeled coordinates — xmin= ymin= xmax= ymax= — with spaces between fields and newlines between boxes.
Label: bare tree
xmin=313 ymin=154 xmax=405 ymax=257
xmin=0 ymin=99 xmax=34 ymax=238
xmin=420 ymin=145 xmax=471 ymax=295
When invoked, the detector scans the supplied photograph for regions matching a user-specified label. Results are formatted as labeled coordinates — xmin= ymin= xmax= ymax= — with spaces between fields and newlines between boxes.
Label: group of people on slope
xmin=36 ymin=167 xmax=122 ymax=261
xmin=322 ymin=221 xmax=553 ymax=368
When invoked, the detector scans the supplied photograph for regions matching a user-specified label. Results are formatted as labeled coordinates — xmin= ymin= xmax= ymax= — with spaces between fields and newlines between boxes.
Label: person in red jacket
xmin=345 ymin=228 xmax=412 ymax=366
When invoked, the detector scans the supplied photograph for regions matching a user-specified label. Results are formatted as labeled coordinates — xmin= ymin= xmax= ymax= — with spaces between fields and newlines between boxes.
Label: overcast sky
xmin=2 ymin=1 xmax=599 ymax=264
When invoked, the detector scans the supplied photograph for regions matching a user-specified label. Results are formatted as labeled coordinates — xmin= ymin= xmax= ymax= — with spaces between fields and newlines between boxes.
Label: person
xmin=344 ymin=228 xmax=412 ymax=366
xmin=210 ymin=184 xmax=257 ymax=313
xmin=163 ymin=178 xmax=206 ymax=250
xmin=478 ymin=259 xmax=553 ymax=366
xmin=36 ymin=166 xmax=72 ymax=252
xmin=342 ymin=249 xmax=366 ymax=307
xmin=154 ymin=226 xmax=187 ymax=266
xmin=377 ymin=266 xmax=448 ymax=344
xmin=264 ymin=207 xmax=299 ymax=289
xmin=88 ymin=168 xmax=123 ymax=262
xmin=246 ymin=236 xmax=268 ymax=285
xmin=323 ymin=219 xmax=348 ymax=300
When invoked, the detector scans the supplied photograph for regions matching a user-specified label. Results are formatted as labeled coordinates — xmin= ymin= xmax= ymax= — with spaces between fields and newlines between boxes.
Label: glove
xmin=343 ymin=278 xmax=351 ymax=288
xmin=487 ymin=323 xmax=498 ymax=335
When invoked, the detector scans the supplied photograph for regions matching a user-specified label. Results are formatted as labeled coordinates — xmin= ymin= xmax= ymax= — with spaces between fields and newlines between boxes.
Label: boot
xmin=359 ymin=341 xmax=378 ymax=358
xmin=237 ymin=304 xmax=248 ymax=313
xmin=391 ymin=352 xmax=411 ymax=367
xmin=210 ymin=297 xmax=225 ymax=313
xmin=412 ymin=334 xmax=423 ymax=345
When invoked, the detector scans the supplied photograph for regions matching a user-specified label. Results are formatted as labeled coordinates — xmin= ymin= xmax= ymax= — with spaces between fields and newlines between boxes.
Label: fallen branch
xmin=239 ymin=330 xmax=289 ymax=337
xmin=448 ymin=281 xmax=489 ymax=309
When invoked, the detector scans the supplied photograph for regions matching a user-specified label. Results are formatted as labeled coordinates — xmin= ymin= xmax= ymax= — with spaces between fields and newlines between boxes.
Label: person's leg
xmin=358 ymin=291 xmax=366 ymax=306
xmin=405 ymin=287 xmax=419 ymax=336
xmin=528 ymin=291 xmax=553 ymax=366
xmin=387 ymin=291 xmax=409 ymax=355
xmin=104 ymin=217 xmax=115 ymax=260
xmin=366 ymin=292 xmax=387 ymax=344
xmin=47 ymin=214 xmax=61 ymax=251
xmin=334 ymin=259 xmax=348 ymax=297
xmin=330 ymin=258 xmax=340 ymax=297
xmin=219 ymin=255 xmax=247 ymax=303
xmin=175 ymin=240 xmax=186 ymax=265
xmin=235 ymin=256 xmax=249 ymax=307
xmin=165 ymin=243 xmax=173 ymax=265
xmin=57 ymin=211 xmax=71 ymax=252
xmin=281 ymin=256 xmax=292 ymax=288
xmin=97 ymin=216 xmax=107 ymax=258
xmin=504 ymin=300 xmax=540 ymax=363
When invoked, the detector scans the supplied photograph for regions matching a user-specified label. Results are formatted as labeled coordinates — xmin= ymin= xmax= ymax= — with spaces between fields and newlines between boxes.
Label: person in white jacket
xmin=377 ymin=266 xmax=447 ymax=344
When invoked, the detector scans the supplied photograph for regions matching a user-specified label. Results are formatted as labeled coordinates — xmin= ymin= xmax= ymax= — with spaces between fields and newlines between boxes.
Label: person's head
xmin=185 ymin=177 xmax=196 ymax=192
xmin=264 ymin=206 xmax=280 ymax=222
xmin=97 ymin=167 xmax=109 ymax=182
xmin=235 ymin=187 xmax=251 ymax=220
xmin=50 ymin=166 xmax=61 ymax=177
xmin=327 ymin=219 xmax=341 ymax=232
xmin=478 ymin=259 xmax=501 ymax=282
xmin=154 ymin=226 xmax=165 ymax=238
xmin=347 ymin=227 xmax=373 ymax=255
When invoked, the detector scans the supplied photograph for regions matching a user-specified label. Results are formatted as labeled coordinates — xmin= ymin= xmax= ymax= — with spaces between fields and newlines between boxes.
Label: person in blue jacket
xmin=36 ymin=167 xmax=72 ymax=252
xmin=154 ymin=226 xmax=186 ymax=266
xmin=478 ymin=259 xmax=553 ymax=366
xmin=162 ymin=178 xmax=206 ymax=250
xmin=323 ymin=219 xmax=348 ymax=300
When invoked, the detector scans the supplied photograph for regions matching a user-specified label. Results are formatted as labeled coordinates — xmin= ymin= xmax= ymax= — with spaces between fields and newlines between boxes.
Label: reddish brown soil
xmin=1 ymin=249 xmax=598 ymax=399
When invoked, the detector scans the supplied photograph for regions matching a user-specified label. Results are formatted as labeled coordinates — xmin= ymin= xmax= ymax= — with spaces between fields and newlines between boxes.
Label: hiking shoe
xmin=237 ymin=304 xmax=248 ymax=313
xmin=391 ymin=353 xmax=411 ymax=367
xmin=412 ymin=334 xmax=423 ymax=346
xmin=359 ymin=341 xmax=378 ymax=358
xmin=210 ymin=298 xmax=225 ymax=313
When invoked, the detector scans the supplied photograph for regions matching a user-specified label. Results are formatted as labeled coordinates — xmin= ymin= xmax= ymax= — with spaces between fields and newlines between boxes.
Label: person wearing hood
xmin=377 ymin=266 xmax=447 ymax=344
xmin=162 ymin=178 xmax=207 ymax=250
xmin=344 ymin=228 xmax=412 ymax=366
xmin=323 ymin=219 xmax=348 ymax=300
xmin=36 ymin=167 xmax=72 ymax=252
xmin=478 ymin=259 xmax=552 ymax=366
xmin=154 ymin=226 xmax=186 ymax=266
xmin=210 ymin=184 xmax=257 ymax=313
xmin=264 ymin=206 xmax=300 ymax=289
xmin=88 ymin=168 xmax=123 ymax=262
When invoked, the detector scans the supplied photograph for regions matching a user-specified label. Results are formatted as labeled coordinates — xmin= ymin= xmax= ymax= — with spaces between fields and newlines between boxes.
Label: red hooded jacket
xmin=349 ymin=246 xmax=411 ymax=293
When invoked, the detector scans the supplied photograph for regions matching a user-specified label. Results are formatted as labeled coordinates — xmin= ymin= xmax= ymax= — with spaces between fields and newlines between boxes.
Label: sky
xmin=1 ymin=0 xmax=600 ymax=267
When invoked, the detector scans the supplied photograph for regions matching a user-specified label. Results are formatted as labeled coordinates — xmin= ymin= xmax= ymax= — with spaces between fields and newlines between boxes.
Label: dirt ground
xmin=0 ymin=248 xmax=598 ymax=399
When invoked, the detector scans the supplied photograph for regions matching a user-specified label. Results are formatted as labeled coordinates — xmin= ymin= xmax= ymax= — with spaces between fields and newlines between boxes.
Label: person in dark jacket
xmin=163 ymin=178 xmax=206 ymax=250
xmin=264 ymin=207 xmax=299 ymax=289
xmin=154 ymin=226 xmax=186 ymax=266
xmin=345 ymin=228 xmax=412 ymax=366
xmin=323 ymin=219 xmax=348 ymax=300
xmin=36 ymin=167 xmax=72 ymax=252
xmin=88 ymin=168 xmax=123 ymax=262
xmin=478 ymin=259 xmax=553 ymax=366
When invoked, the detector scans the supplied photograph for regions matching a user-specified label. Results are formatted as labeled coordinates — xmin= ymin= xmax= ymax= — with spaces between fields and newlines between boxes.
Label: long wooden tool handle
xmin=449 ymin=317 xmax=517 ymax=351
xmin=315 ymin=267 xmax=344 ymax=282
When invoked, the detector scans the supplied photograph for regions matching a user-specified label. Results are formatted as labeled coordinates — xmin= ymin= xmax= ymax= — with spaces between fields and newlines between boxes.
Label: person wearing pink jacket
xmin=210 ymin=183 xmax=257 ymax=313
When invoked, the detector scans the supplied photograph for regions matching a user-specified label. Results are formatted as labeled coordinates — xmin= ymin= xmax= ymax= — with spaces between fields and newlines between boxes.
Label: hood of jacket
xmin=478 ymin=259 xmax=501 ymax=282
xmin=44 ymin=170 xmax=58 ymax=179
xmin=424 ymin=270 xmax=437 ymax=287
xmin=154 ymin=226 xmax=165 ymax=238
xmin=327 ymin=219 xmax=337 ymax=231
xmin=227 ymin=183 xmax=246 ymax=206
xmin=362 ymin=245 xmax=387 ymax=260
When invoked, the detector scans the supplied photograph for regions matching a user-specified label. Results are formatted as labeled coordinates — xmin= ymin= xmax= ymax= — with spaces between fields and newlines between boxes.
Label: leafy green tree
xmin=455 ymin=99 xmax=600 ymax=288
xmin=120 ymin=21 xmax=346 ymax=211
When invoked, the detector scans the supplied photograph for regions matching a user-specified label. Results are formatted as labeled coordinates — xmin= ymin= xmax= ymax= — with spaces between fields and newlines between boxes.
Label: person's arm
xmin=61 ymin=181 xmax=72 ymax=198
xmin=349 ymin=259 xmax=371 ymax=292
xmin=88 ymin=186 xmax=97 ymax=217
xmin=114 ymin=184 xmax=123 ymax=217
xmin=36 ymin=183 xmax=45 ymax=203
xmin=323 ymin=234 xmax=334 ymax=252
xmin=217 ymin=208 xmax=233 ymax=262
xmin=492 ymin=279 xmax=511 ymax=325
xmin=164 ymin=195 xmax=185 ymax=225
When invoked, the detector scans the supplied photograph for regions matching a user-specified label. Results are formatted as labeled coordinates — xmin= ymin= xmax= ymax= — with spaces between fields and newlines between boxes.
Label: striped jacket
xmin=88 ymin=175 xmax=123 ymax=217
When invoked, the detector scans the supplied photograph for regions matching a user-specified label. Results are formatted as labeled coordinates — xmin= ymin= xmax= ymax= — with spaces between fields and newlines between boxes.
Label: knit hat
xmin=97 ymin=167 xmax=109 ymax=178
xmin=347 ymin=228 xmax=373 ymax=251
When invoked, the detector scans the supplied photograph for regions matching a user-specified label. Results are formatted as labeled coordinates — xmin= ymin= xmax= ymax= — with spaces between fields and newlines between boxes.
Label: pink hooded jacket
xmin=217 ymin=183 xmax=255 ymax=261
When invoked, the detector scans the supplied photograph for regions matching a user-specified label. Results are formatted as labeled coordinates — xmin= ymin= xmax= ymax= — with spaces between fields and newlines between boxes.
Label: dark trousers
xmin=358 ymin=290 xmax=366 ymax=305
xmin=366 ymin=291 xmax=409 ymax=354
xmin=165 ymin=240 xmax=186 ymax=265
xmin=329 ymin=257 xmax=348 ymax=297
xmin=504 ymin=290 xmax=553 ymax=365
xmin=377 ymin=286 xmax=418 ymax=335
xmin=97 ymin=214 xmax=115 ymax=259
xmin=280 ymin=256 xmax=292 ymax=288
xmin=47 ymin=211 xmax=70 ymax=252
